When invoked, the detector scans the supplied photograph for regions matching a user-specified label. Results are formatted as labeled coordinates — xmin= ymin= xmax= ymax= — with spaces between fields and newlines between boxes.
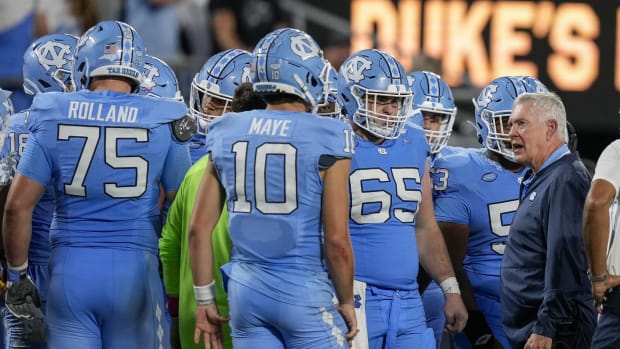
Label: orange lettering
xmin=443 ymin=1 xmax=492 ymax=86
xmin=547 ymin=4 xmax=599 ymax=91
xmin=491 ymin=2 xmax=537 ymax=77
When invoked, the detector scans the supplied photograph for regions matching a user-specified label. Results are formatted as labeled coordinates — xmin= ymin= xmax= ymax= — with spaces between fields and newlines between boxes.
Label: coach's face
xmin=508 ymin=101 xmax=549 ymax=172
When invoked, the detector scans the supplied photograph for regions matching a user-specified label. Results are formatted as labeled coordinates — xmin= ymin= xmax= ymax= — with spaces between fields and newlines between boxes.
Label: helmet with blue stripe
xmin=190 ymin=49 xmax=254 ymax=135
xmin=253 ymin=28 xmax=327 ymax=112
xmin=72 ymin=21 xmax=145 ymax=92
xmin=473 ymin=75 xmax=548 ymax=160
xmin=338 ymin=49 xmax=412 ymax=139
xmin=408 ymin=70 xmax=456 ymax=154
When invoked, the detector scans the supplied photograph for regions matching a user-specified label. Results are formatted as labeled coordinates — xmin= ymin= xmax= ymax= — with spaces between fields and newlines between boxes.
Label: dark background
xmin=302 ymin=0 xmax=619 ymax=162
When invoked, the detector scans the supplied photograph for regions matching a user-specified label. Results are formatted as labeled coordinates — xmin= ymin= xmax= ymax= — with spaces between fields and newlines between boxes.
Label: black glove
xmin=5 ymin=270 xmax=46 ymax=343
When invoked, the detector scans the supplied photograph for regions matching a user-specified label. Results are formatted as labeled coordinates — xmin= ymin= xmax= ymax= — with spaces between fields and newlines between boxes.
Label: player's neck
xmin=352 ymin=124 xmax=385 ymax=145
xmin=486 ymin=150 xmax=524 ymax=173
xmin=266 ymin=103 xmax=307 ymax=113
xmin=89 ymin=79 xmax=132 ymax=94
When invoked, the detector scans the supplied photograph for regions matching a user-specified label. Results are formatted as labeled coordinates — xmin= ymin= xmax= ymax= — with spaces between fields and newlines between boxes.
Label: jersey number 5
xmin=488 ymin=200 xmax=519 ymax=254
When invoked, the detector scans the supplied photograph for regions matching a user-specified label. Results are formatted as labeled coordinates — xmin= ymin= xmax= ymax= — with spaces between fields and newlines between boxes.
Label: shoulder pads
xmin=171 ymin=115 xmax=197 ymax=142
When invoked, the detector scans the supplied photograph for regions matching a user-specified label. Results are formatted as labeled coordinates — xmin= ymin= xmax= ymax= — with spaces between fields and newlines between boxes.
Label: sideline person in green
xmin=161 ymin=155 xmax=231 ymax=349
xmin=159 ymin=80 xmax=263 ymax=349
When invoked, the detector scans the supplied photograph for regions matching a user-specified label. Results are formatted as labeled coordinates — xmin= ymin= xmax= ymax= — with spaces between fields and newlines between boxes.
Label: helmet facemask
xmin=317 ymin=92 xmax=342 ymax=119
xmin=351 ymin=85 xmax=412 ymax=139
xmin=481 ymin=108 xmax=515 ymax=160
xmin=317 ymin=62 xmax=341 ymax=118
xmin=419 ymin=109 xmax=455 ymax=154
xmin=189 ymin=81 xmax=232 ymax=135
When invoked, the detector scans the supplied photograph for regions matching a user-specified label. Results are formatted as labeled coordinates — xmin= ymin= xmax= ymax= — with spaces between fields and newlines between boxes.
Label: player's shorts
xmin=46 ymin=247 xmax=169 ymax=349
xmin=227 ymin=278 xmax=348 ymax=349
xmin=467 ymin=271 xmax=510 ymax=348
xmin=365 ymin=284 xmax=435 ymax=349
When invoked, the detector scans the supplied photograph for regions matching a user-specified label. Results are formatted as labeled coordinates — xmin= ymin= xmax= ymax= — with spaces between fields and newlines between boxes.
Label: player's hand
xmin=524 ymin=333 xmax=551 ymax=349
xmin=4 ymin=275 xmax=46 ymax=343
xmin=336 ymin=303 xmax=359 ymax=347
xmin=194 ymin=303 xmax=229 ymax=349
xmin=443 ymin=293 xmax=468 ymax=334
xmin=592 ymin=274 xmax=620 ymax=314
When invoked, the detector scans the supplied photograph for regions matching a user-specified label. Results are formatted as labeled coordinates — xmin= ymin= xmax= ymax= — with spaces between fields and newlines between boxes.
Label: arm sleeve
xmin=532 ymin=173 xmax=590 ymax=337
xmin=434 ymin=194 xmax=470 ymax=225
xmin=592 ymin=140 xmax=620 ymax=197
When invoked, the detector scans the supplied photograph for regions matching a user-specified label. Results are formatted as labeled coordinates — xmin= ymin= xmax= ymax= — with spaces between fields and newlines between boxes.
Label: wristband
xmin=439 ymin=276 xmax=461 ymax=295
xmin=7 ymin=260 xmax=28 ymax=273
xmin=588 ymin=270 xmax=609 ymax=283
xmin=7 ymin=260 xmax=28 ymax=283
xmin=193 ymin=281 xmax=216 ymax=305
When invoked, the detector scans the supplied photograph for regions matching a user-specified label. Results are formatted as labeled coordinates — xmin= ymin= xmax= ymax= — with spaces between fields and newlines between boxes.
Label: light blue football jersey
xmin=1 ymin=111 xmax=54 ymax=264
xmin=189 ymin=133 xmax=206 ymax=164
xmin=432 ymin=148 xmax=525 ymax=276
xmin=349 ymin=123 xmax=430 ymax=291
xmin=17 ymin=90 xmax=190 ymax=254
xmin=206 ymin=109 xmax=354 ymax=306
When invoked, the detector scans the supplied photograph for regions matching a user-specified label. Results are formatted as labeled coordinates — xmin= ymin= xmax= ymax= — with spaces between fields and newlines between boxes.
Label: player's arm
xmin=189 ymin=160 xmax=223 ymax=286
xmin=417 ymin=163 xmax=458 ymax=285
xmin=0 ymin=183 xmax=10 ymax=276
xmin=3 ymin=174 xmax=45 ymax=268
xmin=188 ymin=159 xmax=228 ymax=348
xmin=321 ymin=157 xmax=358 ymax=342
xmin=583 ymin=178 xmax=620 ymax=311
xmin=441 ymin=222 xmax=501 ymax=348
xmin=0 ymin=137 xmax=19 ymax=267
xmin=160 ymin=192 xmax=184 ymax=287
xmin=2 ymin=173 xmax=46 ymax=343
xmin=416 ymin=162 xmax=468 ymax=333
xmin=439 ymin=223 xmax=474 ymax=306
xmin=584 ymin=179 xmax=615 ymax=276
xmin=160 ymin=188 xmax=184 ymax=303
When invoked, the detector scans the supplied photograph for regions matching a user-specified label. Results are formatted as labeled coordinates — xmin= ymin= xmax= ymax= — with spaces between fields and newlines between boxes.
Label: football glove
xmin=5 ymin=270 xmax=46 ymax=343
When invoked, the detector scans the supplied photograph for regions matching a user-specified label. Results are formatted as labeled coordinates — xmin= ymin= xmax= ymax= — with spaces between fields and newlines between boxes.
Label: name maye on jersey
xmin=67 ymin=101 xmax=138 ymax=123
xmin=247 ymin=117 xmax=293 ymax=137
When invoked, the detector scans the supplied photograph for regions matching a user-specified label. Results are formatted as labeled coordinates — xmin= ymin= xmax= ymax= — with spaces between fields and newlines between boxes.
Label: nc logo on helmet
xmin=142 ymin=63 xmax=160 ymax=90
xmin=477 ymin=84 xmax=498 ymax=109
xmin=35 ymin=42 xmax=72 ymax=71
xmin=344 ymin=57 xmax=372 ymax=83
xmin=241 ymin=66 xmax=252 ymax=83
xmin=290 ymin=35 xmax=320 ymax=61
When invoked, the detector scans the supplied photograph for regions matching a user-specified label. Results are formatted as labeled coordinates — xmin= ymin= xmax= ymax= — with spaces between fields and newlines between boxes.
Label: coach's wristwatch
xmin=588 ymin=270 xmax=609 ymax=283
